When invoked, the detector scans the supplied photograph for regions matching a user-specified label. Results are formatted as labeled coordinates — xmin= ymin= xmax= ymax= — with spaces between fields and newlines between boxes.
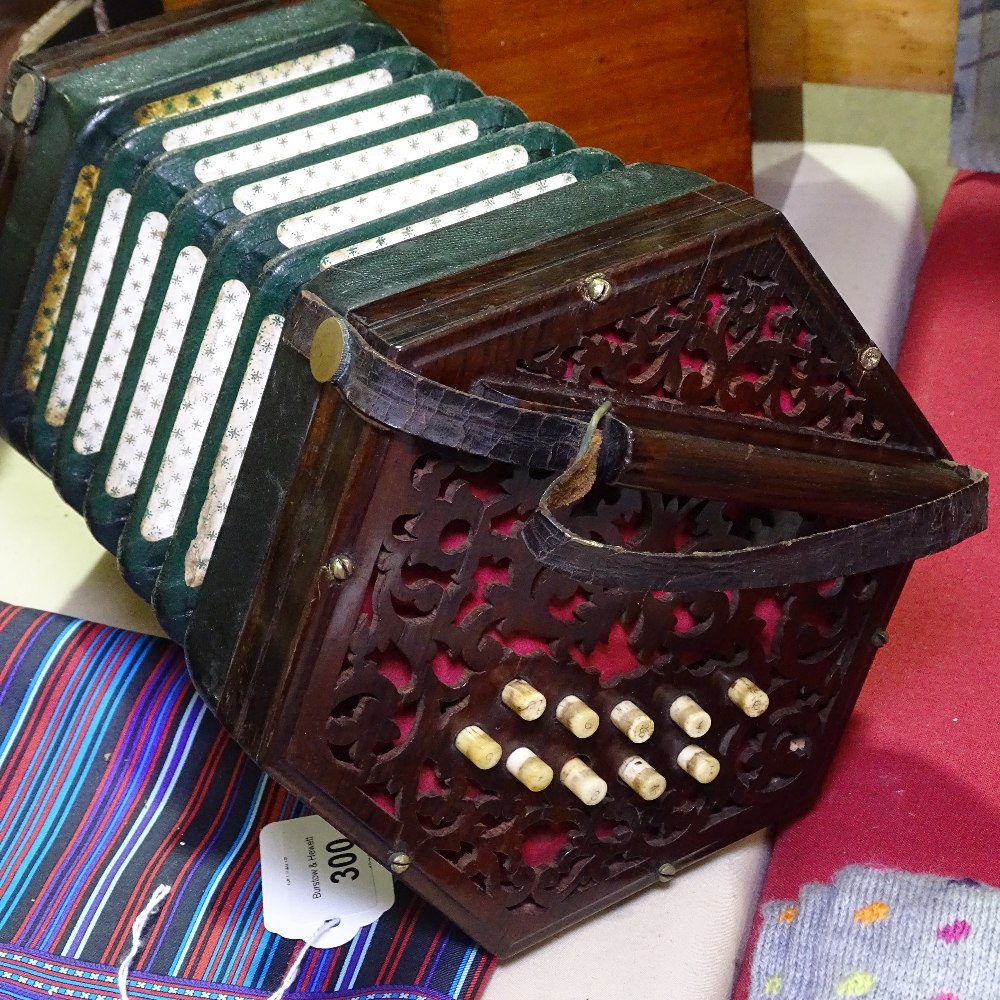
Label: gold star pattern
xmin=22 ymin=166 xmax=100 ymax=392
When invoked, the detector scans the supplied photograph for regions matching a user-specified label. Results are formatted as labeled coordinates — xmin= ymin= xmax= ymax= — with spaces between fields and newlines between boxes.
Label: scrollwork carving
xmin=322 ymin=442 xmax=887 ymax=915
xmin=517 ymin=275 xmax=890 ymax=443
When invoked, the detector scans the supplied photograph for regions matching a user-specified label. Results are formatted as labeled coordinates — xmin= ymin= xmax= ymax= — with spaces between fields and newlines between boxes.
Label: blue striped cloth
xmin=0 ymin=604 xmax=494 ymax=1000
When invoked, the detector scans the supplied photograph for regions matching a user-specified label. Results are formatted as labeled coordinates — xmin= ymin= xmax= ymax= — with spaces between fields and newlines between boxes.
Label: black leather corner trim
xmin=521 ymin=460 xmax=988 ymax=593
xmin=333 ymin=327 xmax=632 ymax=483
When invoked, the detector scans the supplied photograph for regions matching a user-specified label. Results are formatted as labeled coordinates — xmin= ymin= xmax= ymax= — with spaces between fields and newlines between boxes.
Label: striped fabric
xmin=0 ymin=604 xmax=494 ymax=1000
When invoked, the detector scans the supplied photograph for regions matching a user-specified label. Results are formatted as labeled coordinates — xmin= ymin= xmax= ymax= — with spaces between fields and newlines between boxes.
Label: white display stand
xmin=0 ymin=143 xmax=926 ymax=1000
xmin=753 ymin=142 xmax=926 ymax=366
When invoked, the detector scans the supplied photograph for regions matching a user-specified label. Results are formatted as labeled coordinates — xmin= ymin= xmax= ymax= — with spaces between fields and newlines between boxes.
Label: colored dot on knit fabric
xmin=778 ymin=906 xmax=799 ymax=924
xmin=835 ymin=971 xmax=876 ymax=997
xmin=937 ymin=920 xmax=971 ymax=944
xmin=854 ymin=902 xmax=890 ymax=926
xmin=763 ymin=974 xmax=782 ymax=996
xmin=930 ymin=993 xmax=959 ymax=1000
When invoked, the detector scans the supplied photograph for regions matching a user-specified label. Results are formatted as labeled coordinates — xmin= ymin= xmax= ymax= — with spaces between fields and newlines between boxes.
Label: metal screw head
xmin=872 ymin=627 xmax=890 ymax=648
xmin=10 ymin=73 xmax=37 ymax=125
xmin=859 ymin=346 xmax=882 ymax=371
xmin=581 ymin=273 xmax=612 ymax=304
xmin=389 ymin=852 xmax=411 ymax=875
xmin=657 ymin=863 xmax=677 ymax=884
xmin=325 ymin=556 xmax=355 ymax=582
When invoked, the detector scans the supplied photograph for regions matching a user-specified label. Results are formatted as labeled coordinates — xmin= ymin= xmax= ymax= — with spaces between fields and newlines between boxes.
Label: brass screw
xmin=859 ymin=346 xmax=882 ymax=371
xmin=657 ymin=863 xmax=677 ymax=884
xmin=581 ymin=273 xmax=612 ymax=303
xmin=389 ymin=852 xmax=411 ymax=875
xmin=872 ymin=628 xmax=890 ymax=648
xmin=10 ymin=74 xmax=37 ymax=125
xmin=310 ymin=315 xmax=347 ymax=384
xmin=324 ymin=556 xmax=355 ymax=582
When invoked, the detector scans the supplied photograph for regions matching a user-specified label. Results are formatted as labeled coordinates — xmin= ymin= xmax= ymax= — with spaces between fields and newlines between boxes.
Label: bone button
xmin=728 ymin=677 xmax=770 ymax=718
xmin=611 ymin=700 xmax=655 ymax=743
xmin=618 ymin=755 xmax=667 ymax=801
xmin=507 ymin=747 xmax=554 ymax=792
xmin=501 ymin=679 xmax=547 ymax=721
xmin=454 ymin=725 xmax=502 ymax=770
xmin=560 ymin=757 xmax=608 ymax=806
xmin=669 ymin=696 xmax=712 ymax=738
xmin=556 ymin=695 xmax=600 ymax=738
xmin=677 ymin=745 xmax=721 ymax=784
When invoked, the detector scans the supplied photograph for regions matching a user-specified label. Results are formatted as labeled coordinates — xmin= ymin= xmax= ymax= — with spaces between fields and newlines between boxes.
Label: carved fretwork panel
xmin=513 ymin=265 xmax=899 ymax=446
xmin=288 ymin=433 xmax=903 ymax=951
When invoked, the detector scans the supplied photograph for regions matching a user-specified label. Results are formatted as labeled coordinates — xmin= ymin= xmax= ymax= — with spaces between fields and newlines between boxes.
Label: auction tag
xmin=259 ymin=815 xmax=394 ymax=947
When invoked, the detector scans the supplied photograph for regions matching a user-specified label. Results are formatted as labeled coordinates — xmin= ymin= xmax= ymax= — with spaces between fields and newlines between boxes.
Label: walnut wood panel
xmin=277 ymin=420 xmax=905 ymax=954
xmin=356 ymin=188 xmax=946 ymax=462
xmin=366 ymin=0 xmax=753 ymax=190
xmin=748 ymin=0 xmax=957 ymax=93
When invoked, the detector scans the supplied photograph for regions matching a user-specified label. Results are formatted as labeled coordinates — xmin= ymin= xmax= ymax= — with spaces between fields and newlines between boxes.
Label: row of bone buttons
xmin=454 ymin=726 xmax=714 ymax=803
xmin=611 ymin=700 xmax=655 ymax=743
xmin=669 ymin=696 xmax=712 ymax=738
xmin=501 ymin=679 xmax=546 ymax=721
xmin=505 ymin=681 xmax=658 ymax=743
xmin=502 ymin=677 xmax=769 ymax=739
xmin=728 ymin=677 xmax=770 ymax=717
xmin=677 ymin=745 xmax=722 ymax=784
xmin=455 ymin=725 xmax=655 ymax=803
xmin=555 ymin=695 xmax=602 ymax=738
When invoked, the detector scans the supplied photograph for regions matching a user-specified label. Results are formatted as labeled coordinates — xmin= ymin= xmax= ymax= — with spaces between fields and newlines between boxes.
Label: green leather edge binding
xmin=85 ymin=115 xmax=567 ymax=555
xmin=129 ymin=146 xmax=621 ymax=607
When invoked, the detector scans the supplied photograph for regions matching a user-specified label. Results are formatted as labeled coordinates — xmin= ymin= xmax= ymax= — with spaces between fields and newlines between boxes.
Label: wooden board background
xmin=366 ymin=0 xmax=753 ymax=189
xmin=748 ymin=0 xmax=957 ymax=93
xmin=1 ymin=0 xmax=50 ymax=70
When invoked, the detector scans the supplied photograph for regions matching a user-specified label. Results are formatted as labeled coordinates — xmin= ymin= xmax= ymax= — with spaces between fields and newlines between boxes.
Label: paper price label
xmin=259 ymin=815 xmax=394 ymax=947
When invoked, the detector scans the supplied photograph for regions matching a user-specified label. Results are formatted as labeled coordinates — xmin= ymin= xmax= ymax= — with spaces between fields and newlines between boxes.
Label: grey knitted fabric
xmin=749 ymin=866 xmax=1000 ymax=999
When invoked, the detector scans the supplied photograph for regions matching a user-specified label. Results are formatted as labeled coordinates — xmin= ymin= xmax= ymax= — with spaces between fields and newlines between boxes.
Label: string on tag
xmin=117 ymin=885 xmax=338 ymax=1000
xmin=266 ymin=917 xmax=342 ymax=1000
xmin=117 ymin=883 xmax=172 ymax=1000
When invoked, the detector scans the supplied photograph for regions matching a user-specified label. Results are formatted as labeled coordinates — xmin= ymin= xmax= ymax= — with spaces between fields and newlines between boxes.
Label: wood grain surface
xmin=748 ymin=0 xmax=957 ymax=93
xmin=368 ymin=0 xmax=753 ymax=189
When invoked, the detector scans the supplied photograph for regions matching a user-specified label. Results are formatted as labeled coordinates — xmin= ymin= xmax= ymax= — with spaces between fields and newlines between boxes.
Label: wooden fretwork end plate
xmin=206 ymin=185 xmax=986 ymax=956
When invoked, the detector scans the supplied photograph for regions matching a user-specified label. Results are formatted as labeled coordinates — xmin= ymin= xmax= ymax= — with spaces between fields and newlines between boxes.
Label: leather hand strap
xmin=335 ymin=329 xmax=633 ymax=483
xmin=333 ymin=328 xmax=988 ymax=592
xmin=14 ymin=1 xmax=92 ymax=61
xmin=519 ymin=408 xmax=988 ymax=591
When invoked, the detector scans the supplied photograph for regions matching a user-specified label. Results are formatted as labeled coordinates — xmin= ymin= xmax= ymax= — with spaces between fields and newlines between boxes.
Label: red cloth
xmin=732 ymin=171 xmax=1000 ymax=998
